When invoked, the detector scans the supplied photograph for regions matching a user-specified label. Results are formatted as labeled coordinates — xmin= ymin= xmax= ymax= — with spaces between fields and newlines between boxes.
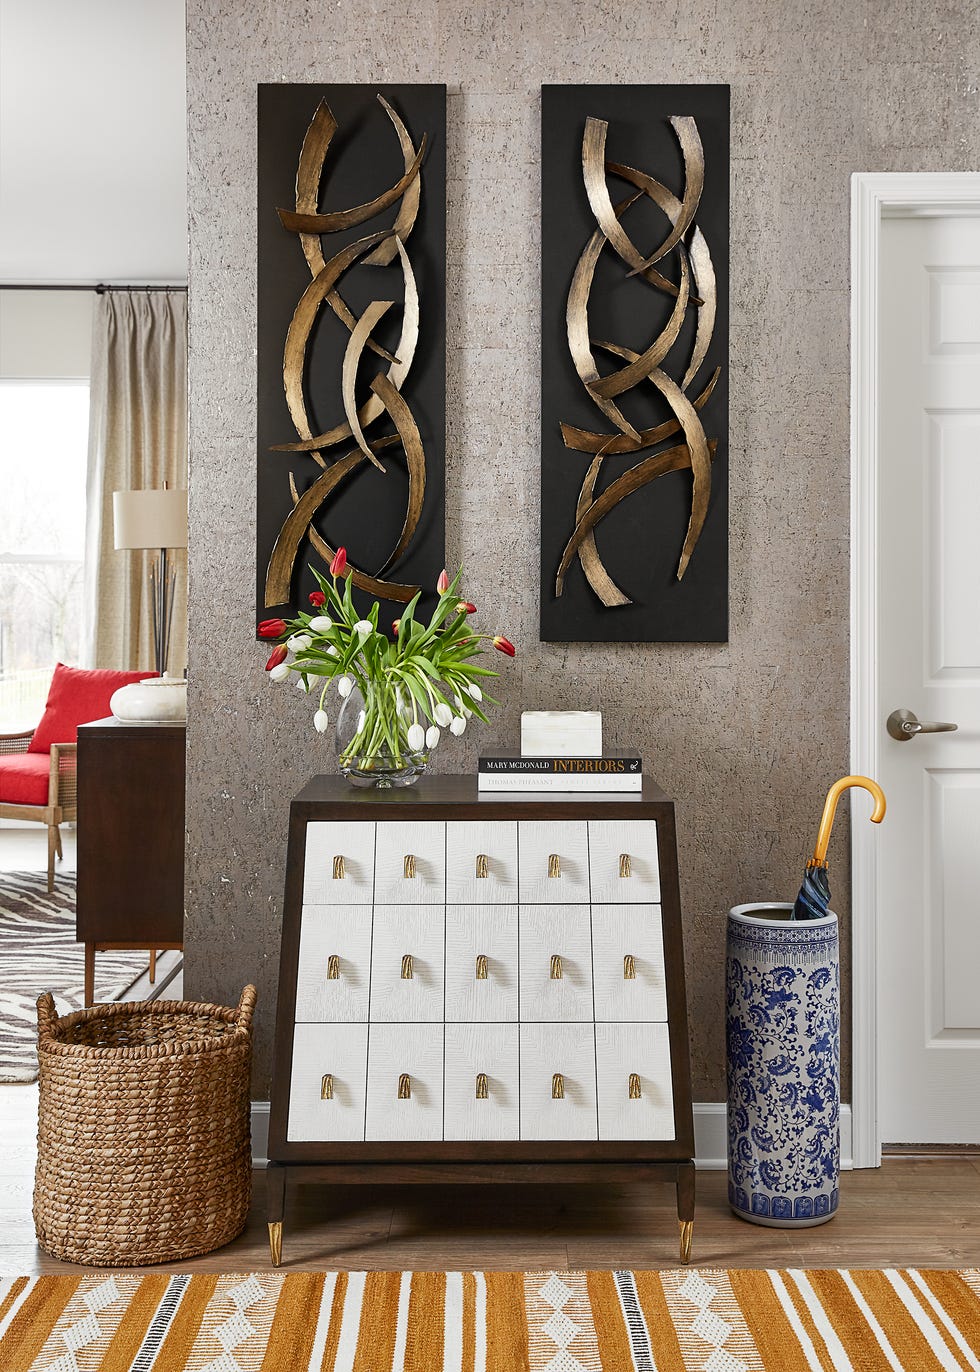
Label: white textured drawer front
xmin=445 ymin=906 xmax=518 ymax=1023
xmin=444 ymin=1023 xmax=519 ymax=1141
xmin=295 ymin=906 xmax=371 ymax=1023
xmin=518 ymin=821 xmax=589 ymax=903
xmin=373 ymin=821 xmax=445 ymax=904
xmin=519 ymin=905 xmax=594 ymax=1021
xmin=588 ymin=820 xmax=661 ymax=904
xmin=303 ymin=822 xmax=375 ymax=905
xmin=288 ymin=1024 xmax=367 ymax=1142
xmin=370 ymin=905 xmax=444 ymax=1022
xmin=446 ymin=821 xmax=518 ymax=905
xmin=595 ymin=1023 xmax=674 ymax=1140
xmin=591 ymin=905 xmax=668 ymax=1022
xmin=366 ymin=1024 xmax=443 ymax=1141
xmin=519 ymin=1023 xmax=597 ymax=1140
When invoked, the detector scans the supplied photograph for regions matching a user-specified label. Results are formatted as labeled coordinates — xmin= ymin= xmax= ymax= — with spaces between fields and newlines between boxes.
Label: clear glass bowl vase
xmin=334 ymin=681 xmax=428 ymax=788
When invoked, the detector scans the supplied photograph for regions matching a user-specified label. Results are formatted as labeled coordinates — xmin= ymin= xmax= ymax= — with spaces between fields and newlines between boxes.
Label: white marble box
xmin=520 ymin=710 xmax=602 ymax=757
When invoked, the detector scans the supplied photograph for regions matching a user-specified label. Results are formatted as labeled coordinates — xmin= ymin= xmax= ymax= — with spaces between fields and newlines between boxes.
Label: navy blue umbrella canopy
xmin=792 ymin=776 xmax=886 ymax=921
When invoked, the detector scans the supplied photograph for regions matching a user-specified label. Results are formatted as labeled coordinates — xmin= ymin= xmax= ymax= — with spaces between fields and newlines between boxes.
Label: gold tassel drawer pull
xmin=623 ymin=954 xmax=636 ymax=980
xmin=550 ymin=953 xmax=563 ymax=980
xmin=398 ymin=1073 xmax=412 ymax=1099
xmin=332 ymin=855 xmax=345 ymax=880
xmin=552 ymin=1072 xmax=565 ymax=1099
xmin=548 ymin=853 xmax=561 ymax=879
xmin=403 ymin=854 xmax=417 ymax=879
xmin=475 ymin=953 xmax=489 ymax=980
xmin=320 ymin=1073 xmax=334 ymax=1100
xmin=326 ymin=954 xmax=341 ymax=981
xmin=401 ymin=953 xmax=414 ymax=980
xmin=619 ymin=853 xmax=632 ymax=879
xmin=628 ymin=1073 xmax=642 ymax=1099
xmin=475 ymin=853 xmax=489 ymax=879
xmin=475 ymin=1072 xmax=489 ymax=1099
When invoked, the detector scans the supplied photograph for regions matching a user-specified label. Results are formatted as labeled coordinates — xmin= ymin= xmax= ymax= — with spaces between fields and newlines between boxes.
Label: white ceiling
xmin=0 ymin=0 xmax=187 ymax=285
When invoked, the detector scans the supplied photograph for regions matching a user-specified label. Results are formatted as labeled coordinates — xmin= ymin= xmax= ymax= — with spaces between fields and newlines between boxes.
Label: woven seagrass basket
xmin=33 ymin=985 xmax=255 ymax=1267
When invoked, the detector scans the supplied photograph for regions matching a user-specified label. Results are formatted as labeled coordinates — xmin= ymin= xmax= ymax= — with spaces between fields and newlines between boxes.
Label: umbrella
xmin=793 ymin=775 xmax=886 ymax=920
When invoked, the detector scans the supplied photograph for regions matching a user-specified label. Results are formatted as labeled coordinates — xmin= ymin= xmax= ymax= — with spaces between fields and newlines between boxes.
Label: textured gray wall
xmin=185 ymin=0 xmax=980 ymax=1098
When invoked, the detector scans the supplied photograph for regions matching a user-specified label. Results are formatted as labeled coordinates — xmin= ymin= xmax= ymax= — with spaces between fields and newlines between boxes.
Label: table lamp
xmin=113 ymin=484 xmax=188 ymax=675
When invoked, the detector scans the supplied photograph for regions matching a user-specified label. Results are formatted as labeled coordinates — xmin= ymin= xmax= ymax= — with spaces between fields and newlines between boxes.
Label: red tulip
xmin=493 ymin=635 xmax=516 ymax=657
xmin=265 ymin=644 xmax=288 ymax=670
xmin=330 ymin=546 xmax=347 ymax=577
xmin=392 ymin=619 xmax=401 ymax=635
xmin=436 ymin=568 xmax=450 ymax=593
xmin=308 ymin=590 xmax=326 ymax=607
xmin=257 ymin=618 xmax=286 ymax=639
xmin=456 ymin=601 xmax=476 ymax=615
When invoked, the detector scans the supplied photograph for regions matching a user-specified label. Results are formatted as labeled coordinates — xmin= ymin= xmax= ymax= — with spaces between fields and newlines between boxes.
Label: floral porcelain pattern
xmin=726 ymin=911 xmax=840 ymax=1225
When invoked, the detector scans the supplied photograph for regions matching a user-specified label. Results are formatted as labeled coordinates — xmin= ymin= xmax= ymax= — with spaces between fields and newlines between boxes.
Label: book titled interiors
xmin=478 ymin=755 xmax=642 ymax=791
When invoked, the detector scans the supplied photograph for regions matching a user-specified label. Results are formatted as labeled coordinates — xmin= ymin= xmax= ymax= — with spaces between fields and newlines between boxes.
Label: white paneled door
xmin=877 ymin=212 xmax=980 ymax=1143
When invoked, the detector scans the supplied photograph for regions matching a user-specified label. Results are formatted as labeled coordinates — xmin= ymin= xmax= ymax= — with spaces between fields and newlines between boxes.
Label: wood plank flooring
xmin=2 ymin=1160 xmax=979 ymax=1274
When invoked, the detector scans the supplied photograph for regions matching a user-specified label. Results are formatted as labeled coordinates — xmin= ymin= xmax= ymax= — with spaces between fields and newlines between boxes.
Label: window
xmin=0 ymin=381 xmax=88 ymax=729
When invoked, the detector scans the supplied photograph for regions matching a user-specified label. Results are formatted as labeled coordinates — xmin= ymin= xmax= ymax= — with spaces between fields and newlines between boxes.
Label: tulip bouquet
xmin=259 ymin=548 xmax=516 ymax=786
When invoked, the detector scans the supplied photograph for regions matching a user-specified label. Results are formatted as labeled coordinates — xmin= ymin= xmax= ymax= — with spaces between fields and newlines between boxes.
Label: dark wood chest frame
xmin=267 ymin=776 xmax=695 ymax=1265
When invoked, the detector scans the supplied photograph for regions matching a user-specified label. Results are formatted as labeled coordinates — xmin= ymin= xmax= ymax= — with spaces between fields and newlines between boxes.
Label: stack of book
xmin=477 ymin=754 xmax=643 ymax=792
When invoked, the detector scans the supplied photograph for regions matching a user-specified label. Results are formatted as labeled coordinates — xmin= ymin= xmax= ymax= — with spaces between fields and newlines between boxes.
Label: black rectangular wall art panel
xmin=256 ymin=84 xmax=446 ymax=628
xmin=541 ymin=85 xmax=730 ymax=643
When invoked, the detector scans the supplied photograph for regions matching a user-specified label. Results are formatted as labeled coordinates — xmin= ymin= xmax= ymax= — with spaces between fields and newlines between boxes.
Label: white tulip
xmin=353 ymin=619 xmax=373 ymax=638
xmin=450 ymin=715 xmax=466 ymax=736
xmin=269 ymin=662 xmax=290 ymax=682
xmin=313 ymin=709 xmax=329 ymax=733
xmin=433 ymin=702 xmax=453 ymax=728
xmin=426 ymin=725 xmax=441 ymax=749
xmin=287 ymin=633 xmax=312 ymax=652
xmin=295 ymin=675 xmax=311 ymax=693
xmin=407 ymin=722 xmax=425 ymax=752
xmin=309 ymin=616 xmax=333 ymax=632
xmin=326 ymin=645 xmax=339 ymax=657
xmin=467 ymin=682 xmax=483 ymax=701
xmin=337 ymin=675 xmax=354 ymax=698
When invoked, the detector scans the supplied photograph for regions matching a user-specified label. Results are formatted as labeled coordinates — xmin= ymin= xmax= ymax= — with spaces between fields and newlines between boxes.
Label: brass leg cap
xmin=268 ymin=1220 xmax=283 ymax=1267
xmin=679 ymin=1219 xmax=694 ymax=1265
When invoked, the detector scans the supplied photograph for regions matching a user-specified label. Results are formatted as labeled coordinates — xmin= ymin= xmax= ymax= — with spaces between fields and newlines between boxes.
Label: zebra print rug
xmin=0 ymin=871 xmax=149 ymax=1082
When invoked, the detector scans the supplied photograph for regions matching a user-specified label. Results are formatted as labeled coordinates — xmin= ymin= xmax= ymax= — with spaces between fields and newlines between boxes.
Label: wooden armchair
xmin=0 ymin=664 xmax=156 ymax=892
xmin=0 ymin=731 xmax=76 ymax=892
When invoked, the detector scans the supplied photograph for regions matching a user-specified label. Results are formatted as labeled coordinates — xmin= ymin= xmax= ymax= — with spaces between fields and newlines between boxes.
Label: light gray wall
xmin=185 ymin=0 xmax=980 ymax=1097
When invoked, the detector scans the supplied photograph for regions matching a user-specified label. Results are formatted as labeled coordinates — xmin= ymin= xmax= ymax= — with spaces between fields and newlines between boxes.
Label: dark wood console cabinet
xmin=76 ymin=717 xmax=185 ymax=1004
xmin=267 ymin=775 xmax=695 ymax=1266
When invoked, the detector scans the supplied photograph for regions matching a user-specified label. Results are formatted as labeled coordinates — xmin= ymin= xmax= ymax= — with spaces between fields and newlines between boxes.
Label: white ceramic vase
xmin=110 ymin=674 xmax=187 ymax=723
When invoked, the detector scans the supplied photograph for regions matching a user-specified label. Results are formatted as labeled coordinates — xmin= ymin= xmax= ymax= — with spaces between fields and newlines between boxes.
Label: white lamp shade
xmin=113 ymin=488 xmax=187 ymax=550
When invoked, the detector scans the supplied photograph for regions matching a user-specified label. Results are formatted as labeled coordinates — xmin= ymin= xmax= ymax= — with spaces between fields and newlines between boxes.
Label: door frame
xmin=850 ymin=172 xmax=980 ymax=1167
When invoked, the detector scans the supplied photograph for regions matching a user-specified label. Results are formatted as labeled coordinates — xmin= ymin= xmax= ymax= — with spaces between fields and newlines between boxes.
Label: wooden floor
xmin=2 ymin=1158 xmax=979 ymax=1275
xmin=3 ymin=826 xmax=978 ymax=1276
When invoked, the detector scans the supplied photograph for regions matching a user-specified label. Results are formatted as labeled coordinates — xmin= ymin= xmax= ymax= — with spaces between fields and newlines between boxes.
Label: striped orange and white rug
xmin=1 ymin=1268 xmax=979 ymax=1370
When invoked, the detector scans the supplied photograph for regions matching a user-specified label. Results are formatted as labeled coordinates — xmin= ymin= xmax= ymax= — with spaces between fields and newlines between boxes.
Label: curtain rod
xmin=0 ymin=283 xmax=188 ymax=293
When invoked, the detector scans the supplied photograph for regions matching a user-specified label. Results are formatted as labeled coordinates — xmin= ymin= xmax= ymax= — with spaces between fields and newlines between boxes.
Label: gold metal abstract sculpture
xmin=264 ymin=94 xmax=430 ymax=609
xmin=557 ymin=114 xmax=721 ymax=604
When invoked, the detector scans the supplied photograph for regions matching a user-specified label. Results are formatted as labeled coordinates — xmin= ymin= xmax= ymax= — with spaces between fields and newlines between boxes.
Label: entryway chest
xmin=267 ymin=776 xmax=695 ymax=1263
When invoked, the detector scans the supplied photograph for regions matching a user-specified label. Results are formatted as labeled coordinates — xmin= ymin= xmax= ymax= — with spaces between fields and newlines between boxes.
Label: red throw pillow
xmin=28 ymin=664 xmax=158 ymax=753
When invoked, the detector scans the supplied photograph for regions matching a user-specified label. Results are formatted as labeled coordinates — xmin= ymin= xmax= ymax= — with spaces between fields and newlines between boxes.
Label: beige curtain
xmin=82 ymin=290 xmax=188 ymax=672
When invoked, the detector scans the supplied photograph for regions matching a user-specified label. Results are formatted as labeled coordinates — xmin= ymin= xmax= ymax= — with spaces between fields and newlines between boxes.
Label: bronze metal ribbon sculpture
xmin=264 ymin=95 xmax=428 ymax=608
xmin=557 ymin=115 xmax=721 ymax=606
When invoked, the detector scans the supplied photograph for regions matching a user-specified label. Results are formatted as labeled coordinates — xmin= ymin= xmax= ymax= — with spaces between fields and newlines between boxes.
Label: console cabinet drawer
xmin=444 ymin=905 xmax=518 ymax=1022
xmin=366 ymin=1024 xmax=443 ymax=1141
xmin=518 ymin=905 xmax=594 ymax=1021
xmin=518 ymin=821 xmax=589 ymax=902
xmin=595 ymin=1023 xmax=674 ymax=1140
xmin=446 ymin=821 xmax=518 ymax=904
xmin=288 ymin=1024 xmax=367 ymax=1142
xmin=587 ymin=820 xmax=660 ymax=903
xmin=591 ymin=905 xmax=667 ymax=1022
xmin=369 ymin=905 xmax=444 ymax=1022
xmin=304 ymin=822 xmax=375 ymax=905
xmin=444 ymin=1023 xmax=519 ymax=1141
xmin=295 ymin=906 xmax=372 ymax=1023
xmin=519 ymin=1023 xmax=598 ymax=1140
xmin=373 ymin=822 xmax=445 ymax=903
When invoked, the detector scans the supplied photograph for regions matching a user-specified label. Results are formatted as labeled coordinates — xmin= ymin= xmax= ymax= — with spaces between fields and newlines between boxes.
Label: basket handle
xmin=236 ymin=985 xmax=257 ymax=1030
xmin=36 ymin=992 xmax=58 ymax=1041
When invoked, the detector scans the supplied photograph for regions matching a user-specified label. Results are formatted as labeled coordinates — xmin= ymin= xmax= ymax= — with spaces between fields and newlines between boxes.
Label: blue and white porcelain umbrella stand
xmin=726 ymin=903 xmax=840 ymax=1226
xmin=726 ymin=776 xmax=886 ymax=1228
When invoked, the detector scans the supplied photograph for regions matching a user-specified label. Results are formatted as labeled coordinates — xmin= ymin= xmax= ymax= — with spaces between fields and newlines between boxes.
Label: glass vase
xmin=334 ymin=680 xmax=427 ymax=788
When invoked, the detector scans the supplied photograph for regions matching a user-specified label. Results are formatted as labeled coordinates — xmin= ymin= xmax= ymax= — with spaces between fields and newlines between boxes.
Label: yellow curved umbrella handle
xmin=812 ymin=775 xmax=886 ymax=868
